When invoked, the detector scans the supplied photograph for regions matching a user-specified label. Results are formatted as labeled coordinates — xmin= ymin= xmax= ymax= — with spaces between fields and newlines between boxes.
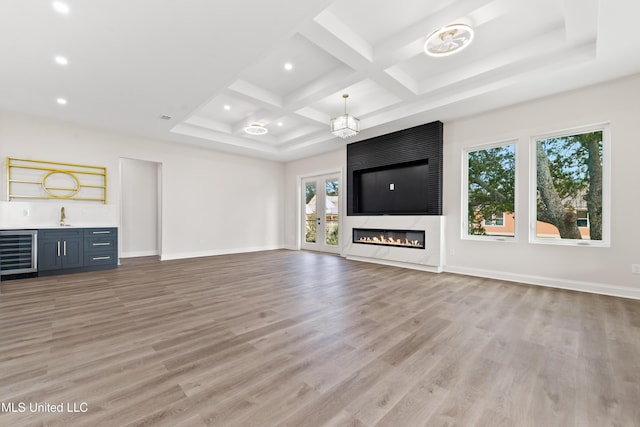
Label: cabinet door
xmin=61 ymin=237 xmax=83 ymax=269
xmin=38 ymin=238 xmax=63 ymax=271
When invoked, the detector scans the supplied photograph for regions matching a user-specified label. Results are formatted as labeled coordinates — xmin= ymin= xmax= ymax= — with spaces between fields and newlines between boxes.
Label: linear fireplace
xmin=353 ymin=228 xmax=425 ymax=249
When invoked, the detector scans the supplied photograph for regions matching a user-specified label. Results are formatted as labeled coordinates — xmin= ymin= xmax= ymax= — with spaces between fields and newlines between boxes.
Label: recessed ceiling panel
xmin=239 ymin=34 xmax=345 ymax=98
xmin=263 ymin=115 xmax=314 ymax=138
xmin=194 ymin=94 xmax=258 ymax=126
xmin=311 ymin=79 xmax=401 ymax=118
xmin=327 ymin=0 xmax=456 ymax=45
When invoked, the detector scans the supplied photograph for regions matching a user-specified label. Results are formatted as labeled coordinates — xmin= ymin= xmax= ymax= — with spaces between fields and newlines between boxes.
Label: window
xmin=576 ymin=209 xmax=589 ymax=228
xmin=483 ymin=212 xmax=505 ymax=227
xmin=531 ymin=124 xmax=610 ymax=246
xmin=464 ymin=142 xmax=516 ymax=239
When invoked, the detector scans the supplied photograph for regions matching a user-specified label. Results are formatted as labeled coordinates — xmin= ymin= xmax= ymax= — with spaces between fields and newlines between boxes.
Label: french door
xmin=301 ymin=174 xmax=340 ymax=254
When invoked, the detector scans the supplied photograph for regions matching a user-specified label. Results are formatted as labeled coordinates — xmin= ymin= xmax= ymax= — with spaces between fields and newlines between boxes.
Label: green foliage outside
xmin=536 ymin=131 xmax=603 ymax=240
xmin=305 ymin=182 xmax=317 ymax=204
xmin=305 ymin=179 xmax=339 ymax=245
xmin=467 ymin=130 xmax=603 ymax=240
xmin=325 ymin=179 xmax=339 ymax=245
xmin=305 ymin=219 xmax=339 ymax=246
xmin=305 ymin=218 xmax=316 ymax=243
xmin=325 ymin=180 xmax=338 ymax=197
xmin=468 ymin=145 xmax=515 ymax=235
xmin=326 ymin=223 xmax=338 ymax=246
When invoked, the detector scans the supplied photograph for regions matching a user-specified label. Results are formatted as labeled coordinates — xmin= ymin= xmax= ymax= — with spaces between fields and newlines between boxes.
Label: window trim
xmin=462 ymin=139 xmax=518 ymax=242
xmin=528 ymin=122 xmax=611 ymax=247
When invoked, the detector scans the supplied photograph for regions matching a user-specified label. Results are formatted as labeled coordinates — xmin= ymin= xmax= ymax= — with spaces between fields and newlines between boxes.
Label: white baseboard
xmin=120 ymin=250 xmax=159 ymax=258
xmin=160 ymin=245 xmax=284 ymax=261
xmin=444 ymin=265 xmax=640 ymax=300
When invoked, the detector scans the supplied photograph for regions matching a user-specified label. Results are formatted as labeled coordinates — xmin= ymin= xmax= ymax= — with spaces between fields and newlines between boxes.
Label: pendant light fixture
xmin=330 ymin=94 xmax=360 ymax=139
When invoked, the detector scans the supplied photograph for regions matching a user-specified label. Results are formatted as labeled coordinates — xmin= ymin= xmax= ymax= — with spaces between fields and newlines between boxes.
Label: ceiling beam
xmin=299 ymin=14 xmax=417 ymax=100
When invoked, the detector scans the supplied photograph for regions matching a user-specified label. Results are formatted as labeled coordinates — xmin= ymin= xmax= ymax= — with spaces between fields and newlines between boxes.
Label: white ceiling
xmin=1 ymin=0 xmax=639 ymax=161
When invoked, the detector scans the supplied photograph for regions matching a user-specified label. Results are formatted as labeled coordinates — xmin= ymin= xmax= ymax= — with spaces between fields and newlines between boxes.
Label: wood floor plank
xmin=1 ymin=250 xmax=639 ymax=426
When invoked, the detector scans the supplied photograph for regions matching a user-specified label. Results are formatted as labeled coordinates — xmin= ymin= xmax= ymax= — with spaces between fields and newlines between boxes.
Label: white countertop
xmin=0 ymin=225 xmax=117 ymax=230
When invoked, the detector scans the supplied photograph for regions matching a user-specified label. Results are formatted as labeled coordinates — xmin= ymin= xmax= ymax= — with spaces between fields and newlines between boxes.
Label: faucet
xmin=60 ymin=207 xmax=66 ymax=226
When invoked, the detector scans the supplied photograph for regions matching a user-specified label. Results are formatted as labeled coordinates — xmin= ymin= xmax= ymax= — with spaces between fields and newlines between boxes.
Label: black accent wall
xmin=347 ymin=121 xmax=443 ymax=215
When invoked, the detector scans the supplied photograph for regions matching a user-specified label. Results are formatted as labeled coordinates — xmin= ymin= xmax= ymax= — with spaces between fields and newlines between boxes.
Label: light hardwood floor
xmin=1 ymin=250 xmax=639 ymax=426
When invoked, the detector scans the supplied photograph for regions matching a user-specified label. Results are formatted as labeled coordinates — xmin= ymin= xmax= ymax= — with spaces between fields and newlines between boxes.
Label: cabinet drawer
xmin=84 ymin=253 xmax=117 ymax=266
xmin=84 ymin=236 xmax=116 ymax=252
xmin=84 ymin=228 xmax=117 ymax=237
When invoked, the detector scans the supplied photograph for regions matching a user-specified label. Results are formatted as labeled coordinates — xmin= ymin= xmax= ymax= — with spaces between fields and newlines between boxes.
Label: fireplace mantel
xmin=343 ymin=215 xmax=445 ymax=272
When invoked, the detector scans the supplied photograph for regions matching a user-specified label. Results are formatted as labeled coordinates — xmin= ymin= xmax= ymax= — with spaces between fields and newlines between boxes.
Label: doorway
xmin=120 ymin=158 xmax=162 ymax=258
xmin=301 ymin=174 xmax=340 ymax=254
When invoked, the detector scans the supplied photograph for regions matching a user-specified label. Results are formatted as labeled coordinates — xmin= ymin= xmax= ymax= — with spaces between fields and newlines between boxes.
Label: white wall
xmin=0 ymin=110 xmax=285 ymax=260
xmin=444 ymin=73 xmax=640 ymax=298
xmin=283 ymin=149 xmax=345 ymax=249
xmin=120 ymin=158 xmax=159 ymax=258
xmin=3 ymin=74 xmax=639 ymax=299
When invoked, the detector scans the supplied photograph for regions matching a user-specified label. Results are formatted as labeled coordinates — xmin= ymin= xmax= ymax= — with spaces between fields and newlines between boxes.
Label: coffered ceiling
xmin=1 ymin=0 xmax=639 ymax=161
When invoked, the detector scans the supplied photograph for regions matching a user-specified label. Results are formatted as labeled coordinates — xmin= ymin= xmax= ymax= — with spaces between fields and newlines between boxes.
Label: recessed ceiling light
xmin=424 ymin=24 xmax=474 ymax=57
xmin=277 ymin=122 xmax=283 ymax=127
xmin=244 ymin=122 xmax=268 ymax=135
xmin=52 ymin=1 xmax=70 ymax=14
xmin=55 ymin=56 xmax=68 ymax=65
xmin=56 ymin=98 xmax=67 ymax=105
xmin=223 ymin=104 xmax=231 ymax=111
xmin=284 ymin=62 xmax=293 ymax=71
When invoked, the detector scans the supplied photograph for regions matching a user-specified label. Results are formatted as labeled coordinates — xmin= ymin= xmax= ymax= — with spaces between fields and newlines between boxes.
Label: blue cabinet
xmin=83 ymin=228 xmax=117 ymax=268
xmin=37 ymin=229 xmax=83 ymax=272
xmin=38 ymin=227 xmax=117 ymax=276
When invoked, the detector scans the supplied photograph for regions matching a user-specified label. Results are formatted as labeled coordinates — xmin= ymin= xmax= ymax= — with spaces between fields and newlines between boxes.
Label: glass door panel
xmin=301 ymin=174 xmax=340 ymax=253
xmin=325 ymin=178 xmax=339 ymax=246
xmin=305 ymin=181 xmax=317 ymax=244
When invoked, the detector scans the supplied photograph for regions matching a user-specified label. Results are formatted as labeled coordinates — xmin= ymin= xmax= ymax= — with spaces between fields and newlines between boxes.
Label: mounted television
xmin=354 ymin=160 xmax=429 ymax=214
xmin=347 ymin=121 xmax=443 ymax=216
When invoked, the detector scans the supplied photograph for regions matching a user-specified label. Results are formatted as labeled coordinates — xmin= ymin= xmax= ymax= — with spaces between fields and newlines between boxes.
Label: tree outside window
xmin=532 ymin=125 xmax=609 ymax=244
xmin=466 ymin=143 xmax=516 ymax=238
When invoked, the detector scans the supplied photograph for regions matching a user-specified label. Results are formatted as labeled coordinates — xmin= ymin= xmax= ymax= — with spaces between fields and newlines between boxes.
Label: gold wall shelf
xmin=7 ymin=157 xmax=107 ymax=203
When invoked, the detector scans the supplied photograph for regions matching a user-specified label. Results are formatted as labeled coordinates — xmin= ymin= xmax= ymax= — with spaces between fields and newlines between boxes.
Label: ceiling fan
xmin=424 ymin=24 xmax=475 ymax=57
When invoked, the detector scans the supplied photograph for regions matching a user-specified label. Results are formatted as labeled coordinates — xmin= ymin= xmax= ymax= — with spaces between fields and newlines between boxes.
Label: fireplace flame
xmin=356 ymin=235 xmax=423 ymax=248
